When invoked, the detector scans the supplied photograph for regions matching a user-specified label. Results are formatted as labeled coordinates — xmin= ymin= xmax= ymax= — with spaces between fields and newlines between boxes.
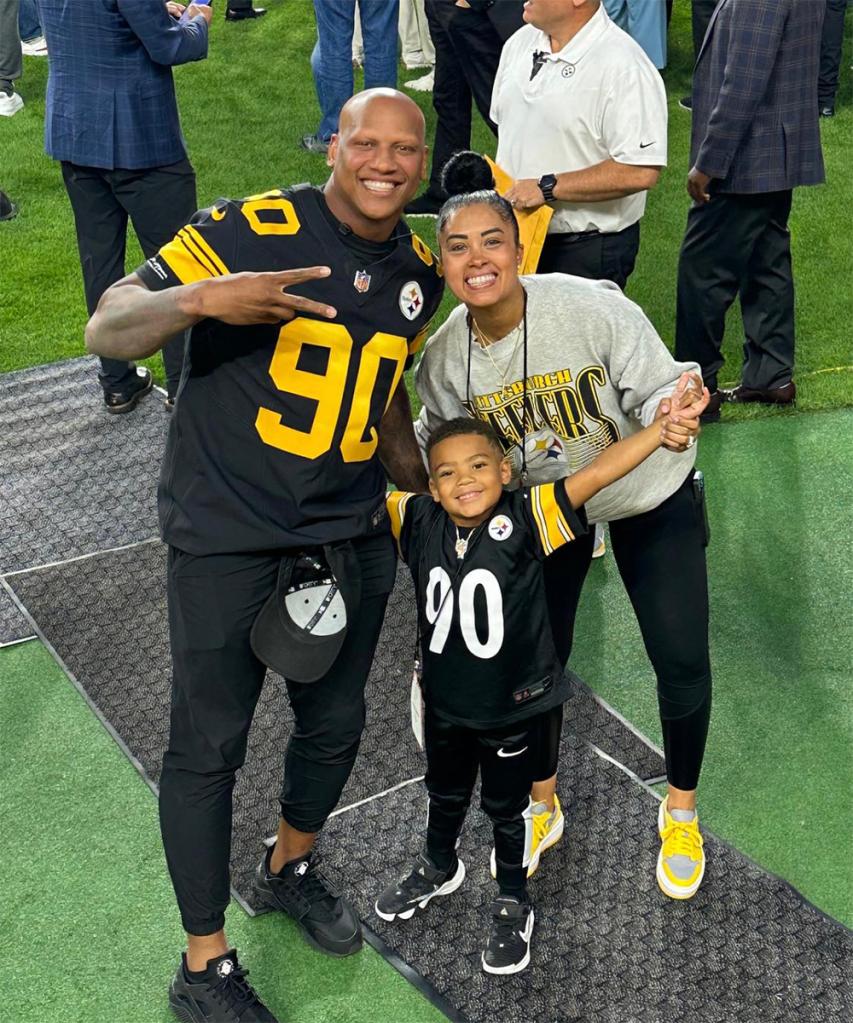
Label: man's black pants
xmin=61 ymin=159 xmax=196 ymax=396
xmin=538 ymin=221 xmax=641 ymax=291
xmin=423 ymin=0 xmax=523 ymax=200
xmin=425 ymin=709 xmax=541 ymax=896
xmin=819 ymin=0 xmax=849 ymax=107
xmin=674 ymin=190 xmax=794 ymax=392
xmin=540 ymin=473 xmax=712 ymax=792
xmin=159 ymin=534 xmax=396 ymax=936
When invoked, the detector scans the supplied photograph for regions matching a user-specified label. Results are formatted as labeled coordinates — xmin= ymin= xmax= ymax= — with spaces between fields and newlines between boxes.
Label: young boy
xmin=376 ymin=410 xmax=701 ymax=974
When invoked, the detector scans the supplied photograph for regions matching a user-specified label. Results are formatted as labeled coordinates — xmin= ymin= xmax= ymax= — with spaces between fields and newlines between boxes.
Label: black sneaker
xmin=0 ymin=189 xmax=17 ymax=221
xmin=404 ymin=193 xmax=443 ymax=217
xmin=101 ymin=366 xmax=153 ymax=414
xmin=375 ymin=851 xmax=466 ymax=921
xmin=168 ymin=949 xmax=279 ymax=1022
xmin=678 ymin=95 xmax=693 ymax=111
xmin=254 ymin=848 xmax=362 ymax=957
xmin=481 ymin=895 xmax=534 ymax=975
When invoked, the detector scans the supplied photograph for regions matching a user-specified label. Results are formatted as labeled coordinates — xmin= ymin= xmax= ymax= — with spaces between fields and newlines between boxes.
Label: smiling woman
xmin=414 ymin=150 xmax=714 ymax=906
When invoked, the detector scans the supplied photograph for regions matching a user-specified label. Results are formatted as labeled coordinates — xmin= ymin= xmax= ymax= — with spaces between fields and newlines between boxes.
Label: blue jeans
xmin=311 ymin=0 xmax=400 ymax=141
xmin=19 ymin=0 xmax=41 ymax=41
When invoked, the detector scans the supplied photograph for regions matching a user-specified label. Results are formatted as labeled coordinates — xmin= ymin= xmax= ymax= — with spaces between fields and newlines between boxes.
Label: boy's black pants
xmin=425 ymin=709 xmax=544 ymax=896
xmin=159 ymin=534 xmax=396 ymax=936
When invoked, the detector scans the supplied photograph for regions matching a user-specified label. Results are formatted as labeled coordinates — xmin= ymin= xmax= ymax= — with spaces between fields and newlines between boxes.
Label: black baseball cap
xmin=250 ymin=543 xmax=361 ymax=684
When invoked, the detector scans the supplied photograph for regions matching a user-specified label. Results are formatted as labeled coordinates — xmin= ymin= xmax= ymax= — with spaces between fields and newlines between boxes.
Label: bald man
xmin=87 ymin=90 xmax=444 ymax=1023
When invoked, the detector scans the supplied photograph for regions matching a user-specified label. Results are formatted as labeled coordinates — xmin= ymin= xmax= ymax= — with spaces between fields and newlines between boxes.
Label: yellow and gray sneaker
xmin=490 ymin=795 xmax=565 ymax=879
xmin=656 ymin=796 xmax=705 ymax=899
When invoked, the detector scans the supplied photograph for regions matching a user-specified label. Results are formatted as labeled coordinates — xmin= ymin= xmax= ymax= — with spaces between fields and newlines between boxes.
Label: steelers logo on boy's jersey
xmin=386 ymin=482 xmax=587 ymax=729
xmin=136 ymin=185 xmax=444 ymax=555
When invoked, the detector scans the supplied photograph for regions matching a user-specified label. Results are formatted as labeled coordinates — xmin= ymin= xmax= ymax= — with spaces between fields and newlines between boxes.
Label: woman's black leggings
xmin=539 ymin=473 xmax=712 ymax=791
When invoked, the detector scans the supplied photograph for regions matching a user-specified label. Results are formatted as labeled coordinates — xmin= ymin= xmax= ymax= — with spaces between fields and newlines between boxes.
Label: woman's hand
xmin=657 ymin=379 xmax=710 ymax=452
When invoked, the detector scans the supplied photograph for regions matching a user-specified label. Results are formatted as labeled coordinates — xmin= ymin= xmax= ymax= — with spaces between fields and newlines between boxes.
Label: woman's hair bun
xmin=440 ymin=151 xmax=495 ymax=199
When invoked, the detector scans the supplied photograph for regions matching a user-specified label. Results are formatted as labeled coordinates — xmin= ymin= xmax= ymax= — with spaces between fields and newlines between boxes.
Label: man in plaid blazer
xmin=39 ymin=0 xmax=211 ymax=412
xmin=674 ymin=0 xmax=825 ymax=418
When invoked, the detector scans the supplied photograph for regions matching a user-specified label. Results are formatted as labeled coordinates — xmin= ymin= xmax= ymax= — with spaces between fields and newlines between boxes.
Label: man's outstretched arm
xmin=85 ymin=267 xmax=338 ymax=361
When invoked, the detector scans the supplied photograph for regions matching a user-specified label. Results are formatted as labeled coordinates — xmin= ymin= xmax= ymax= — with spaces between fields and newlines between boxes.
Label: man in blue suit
xmin=39 ymin=0 xmax=211 ymax=412
xmin=674 ymin=0 xmax=825 ymax=418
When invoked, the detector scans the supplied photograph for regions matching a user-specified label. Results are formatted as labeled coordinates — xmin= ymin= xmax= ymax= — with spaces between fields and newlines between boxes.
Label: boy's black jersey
xmin=387 ymin=483 xmax=587 ymax=729
xmin=136 ymin=185 xmax=444 ymax=555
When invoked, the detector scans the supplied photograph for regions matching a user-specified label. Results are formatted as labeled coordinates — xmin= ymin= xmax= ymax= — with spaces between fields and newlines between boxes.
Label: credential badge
xmin=399 ymin=281 xmax=424 ymax=321
xmin=488 ymin=515 xmax=513 ymax=542
xmin=353 ymin=269 xmax=371 ymax=293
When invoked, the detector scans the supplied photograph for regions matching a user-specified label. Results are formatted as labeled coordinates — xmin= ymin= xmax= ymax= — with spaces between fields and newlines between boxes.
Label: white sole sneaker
xmin=374 ymin=858 xmax=466 ymax=922
xmin=656 ymin=800 xmax=705 ymax=900
xmin=0 ymin=92 xmax=24 ymax=116
xmin=481 ymin=909 xmax=534 ymax=975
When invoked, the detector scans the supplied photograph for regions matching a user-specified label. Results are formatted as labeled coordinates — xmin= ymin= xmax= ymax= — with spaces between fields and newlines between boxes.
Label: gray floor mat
xmin=0 ymin=584 xmax=33 ymax=645
xmin=321 ymin=743 xmax=852 ymax=1023
xmin=7 ymin=540 xmax=662 ymax=907
xmin=0 ymin=356 xmax=166 ymax=572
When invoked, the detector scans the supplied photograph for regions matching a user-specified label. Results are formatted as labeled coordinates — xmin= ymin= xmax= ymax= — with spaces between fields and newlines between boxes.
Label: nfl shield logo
xmin=353 ymin=270 xmax=371 ymax=293
xmin=399 ymin=281 xmax=424 ymax=320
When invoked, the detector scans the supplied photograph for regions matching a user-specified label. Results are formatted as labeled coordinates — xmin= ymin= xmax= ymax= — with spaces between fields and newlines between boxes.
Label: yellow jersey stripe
xmin=530 ymin=486 xmax=553 ymax=556
xmin=532 ymin=483 xmax=575 ymax=555
xmin=182 ymin=225 xmax=229 ymax=277
xmin=386 ymin=491 xmax=413 ymax=546
xmin=157 ymin=234 xmax=216 ymax=285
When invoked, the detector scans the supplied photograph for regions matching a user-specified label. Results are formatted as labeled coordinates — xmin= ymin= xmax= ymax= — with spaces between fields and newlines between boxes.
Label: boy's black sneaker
xmin=254 ymin=848 xmax=362 ymax=957
xmin=168 ymin=949 xmax=279 ymax=1022
xmin=481 ymin=895 xmax=534 ymax=975
xmin=375 ymin=851 xmax=466 ymax=921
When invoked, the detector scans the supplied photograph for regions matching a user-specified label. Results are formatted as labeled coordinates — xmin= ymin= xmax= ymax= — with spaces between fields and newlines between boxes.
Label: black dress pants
xmin=819 ymin=0 xmax=849 ymax=107
xmin=423 ymin=0 xmax=524 ymax=200
xmin=540 ymin=474 xmax=712 ymax=792
xmin=691 ymin=0 xmax=718 ymax=59
xmin=538 ymin=221 xmax=641 ymax=291
xmin=674 ymin=190 xmax=794 ymax=393
xmin=60 ymin=159 xmax=197 ymax=396
xmin=159 ymin=534 xmax=396 ymax=936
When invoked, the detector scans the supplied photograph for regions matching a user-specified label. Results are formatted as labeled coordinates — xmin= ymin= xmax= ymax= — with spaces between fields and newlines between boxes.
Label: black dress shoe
xmin=102 ymin=367 xmax=153 ymax=414
xmin=225 ymin=5 xmax=267 ymax=20
xmin=819 ymin=105 xmax=835 ymax=118
xmin=700 ymin=388 xmax=724 ymax=423
xmin=724 ymin=380 xmax=796 ymax=406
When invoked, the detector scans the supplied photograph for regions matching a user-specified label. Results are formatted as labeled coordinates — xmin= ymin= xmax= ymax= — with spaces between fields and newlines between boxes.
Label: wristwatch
xmin=538 ymin=174 xmax=557 ymax=203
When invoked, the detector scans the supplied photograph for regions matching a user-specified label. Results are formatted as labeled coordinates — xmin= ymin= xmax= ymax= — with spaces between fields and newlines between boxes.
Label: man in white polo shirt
xmin=496 ymin=0 xmax=667 ymax=290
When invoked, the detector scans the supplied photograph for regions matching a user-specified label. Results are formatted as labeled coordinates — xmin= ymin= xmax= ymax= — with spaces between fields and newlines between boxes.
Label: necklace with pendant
xmin=455 ymin=525 xmax=472 ymax=560
xmin=472 ymin=319 xmax=524 ymax=400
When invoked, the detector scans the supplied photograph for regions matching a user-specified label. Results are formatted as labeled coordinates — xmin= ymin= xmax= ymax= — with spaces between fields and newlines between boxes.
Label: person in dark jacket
xmin=39 ymin=0 xmax=210 ymax=411
xmin=674 ymin=0 xmax=825 ymax=418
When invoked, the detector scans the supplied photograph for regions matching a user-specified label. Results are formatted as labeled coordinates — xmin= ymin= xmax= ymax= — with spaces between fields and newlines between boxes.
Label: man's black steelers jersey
xmin=135 ymin=184 xmax=444 ymax=555
xmin=387 ymin=483 xmax=587 ymax=729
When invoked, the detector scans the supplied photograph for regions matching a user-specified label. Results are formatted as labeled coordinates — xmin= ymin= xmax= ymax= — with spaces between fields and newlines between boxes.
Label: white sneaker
xmin=0 ymin=91 xmax=24 ymax=116
xmin=592 ymin=522 xmax=606 ymax=559
xmin=21 ymin=36 xmax=48 ymax=56
xmin=403 ymin=51 xmax=431 ymax=70
xmin=405 ymin=68 xmax=434 ymax=93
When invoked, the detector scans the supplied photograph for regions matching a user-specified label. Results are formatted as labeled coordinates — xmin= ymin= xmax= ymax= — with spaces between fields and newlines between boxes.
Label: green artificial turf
xmin=0 ymin=640 xmax=446 ymax=1023
xmin=1 ymin=4 xmax=851 ymax=414
xmin=570 ymin=409 xmax=853 ymax=926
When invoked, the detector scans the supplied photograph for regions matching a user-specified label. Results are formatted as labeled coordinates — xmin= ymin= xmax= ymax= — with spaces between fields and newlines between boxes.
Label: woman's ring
xmin=686 ymin=436 xmax=696 ymax=448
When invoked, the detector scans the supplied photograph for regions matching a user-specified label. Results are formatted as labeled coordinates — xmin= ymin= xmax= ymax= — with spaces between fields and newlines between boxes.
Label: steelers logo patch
xmin=488 ymin=515 xmax=513 ymax=541
xmin=399 ymin=281 xmax=424 ymax=320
